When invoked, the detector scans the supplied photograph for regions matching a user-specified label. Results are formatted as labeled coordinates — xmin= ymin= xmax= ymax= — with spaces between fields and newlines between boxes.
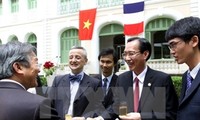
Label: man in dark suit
xmin=0 ymin=41 xmax=60 ymax=120
xmin=111 ymin=37 xmax=178 ymax=120
xmin=48 ymin=46 xmax=102 ymax=120
xmin=165 ymin=16 xmax=200 ymax=120
xmin=93 ymin=48 xmax=118 ymax=110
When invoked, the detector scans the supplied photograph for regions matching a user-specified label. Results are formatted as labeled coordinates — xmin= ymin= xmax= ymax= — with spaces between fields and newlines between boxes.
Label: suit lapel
xmin=74 ymin=74 xmax=90 ymax=100
xmin=124 ymin=71 xmax=134 ymax=111
xmin=179 ymin=73 xmax=187 ymax=102
xmin=61 ymin=74 xmax=71 ymax=99
xmin=139 ymin=67 xmax=155 ymax=110
xmin=180 ymin=69 xmax=200 ymax=105
xmin=105 ymin=74 xmax=118 ymax=100
xmin=109 ymin=74 xmax=118 ymax=87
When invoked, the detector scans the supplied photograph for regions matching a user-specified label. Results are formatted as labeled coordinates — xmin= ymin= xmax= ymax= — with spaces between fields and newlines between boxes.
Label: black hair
xmin=98 ymin=48 xmax=118 ymax=64
xmin=127 ymin=37 xmax=152 ymax=61
xmin=165 ymin=16 xmax=200 ymax=49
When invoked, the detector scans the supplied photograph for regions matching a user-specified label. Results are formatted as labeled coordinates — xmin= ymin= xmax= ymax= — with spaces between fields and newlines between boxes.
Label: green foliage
xmin=171 ymin=75 xmax=182 ymax=97
xmin=43 ymin=67 xmax=55 ymax=77
xmin=39 ymin=76 xmax=47 ymax=86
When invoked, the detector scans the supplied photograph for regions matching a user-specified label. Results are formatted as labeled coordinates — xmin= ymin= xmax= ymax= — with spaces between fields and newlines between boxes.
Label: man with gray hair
xmin=48 ymin=46 xmax=102 ymax=120
xmin=0 ymin=41 xmax=60 ymax=120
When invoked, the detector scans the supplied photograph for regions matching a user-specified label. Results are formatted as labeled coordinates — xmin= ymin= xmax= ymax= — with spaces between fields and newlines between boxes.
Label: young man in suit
xmin=165 ymin=16 xmax=200 ymax=120
xmin=48 ymin=46 xmax=102 ymax=120
xmin=93 ymin=48 xmax=118 ymax=110
xmin=111 ymin=37 xmax=178 ymax=120
xmin=0 ymin=41 xmax=60 ymax=120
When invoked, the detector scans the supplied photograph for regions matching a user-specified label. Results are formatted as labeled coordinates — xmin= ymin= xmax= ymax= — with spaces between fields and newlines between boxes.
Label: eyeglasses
xmin=168 ymin=41 xmax=183 ymax=50
xmin=122 ymin=51 xmax=140 ymax=59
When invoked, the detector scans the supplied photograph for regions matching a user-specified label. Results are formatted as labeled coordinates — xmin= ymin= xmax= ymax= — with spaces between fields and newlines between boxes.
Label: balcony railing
xmin=58 ymin=0 xmax=80 ymax=15
xmin=97 ymin=0 xmax=124 ymax=8
xmin=58 ymin=0 xmax=124 ymax=15
xmin=116 ymin=59 xmax=188 ymax=75
xmin=46 ymin=59 xmax=188 ymax=76
xmin=147 ymin=59 xmax=188 ymax=75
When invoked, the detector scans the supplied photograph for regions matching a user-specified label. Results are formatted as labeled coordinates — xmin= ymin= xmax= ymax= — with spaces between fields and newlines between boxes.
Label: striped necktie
xmin=186 ymin=72 xmax=193 ymax=94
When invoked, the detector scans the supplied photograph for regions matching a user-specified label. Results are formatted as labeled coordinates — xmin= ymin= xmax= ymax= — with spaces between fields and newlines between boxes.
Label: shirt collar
xmin=188 ymin=62 xmax=200 ymax=79
xmin=0 ymin=79 xmax=26 ymax=90
xmin=102 ymin=73 xmax=113 ymax=83
xmin=132 ymin=66 xmax=148 ymax=83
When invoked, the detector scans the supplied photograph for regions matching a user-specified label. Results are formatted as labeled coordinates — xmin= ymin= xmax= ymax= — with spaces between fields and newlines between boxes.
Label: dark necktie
xmin=186 ymin=72 xmax=193 ymax=94
xmin=69 ymin=74 xmax=81 ymax=83
xmin=134 ymin=77 xmax=139 ymax=112
xmin=103 ymin=78 xmax=108 ymax=95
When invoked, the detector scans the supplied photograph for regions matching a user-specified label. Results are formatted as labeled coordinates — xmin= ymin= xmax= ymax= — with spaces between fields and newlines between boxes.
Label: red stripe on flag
xmin=124 ymin=21 xmax=144 ymax=36
xmin=79 ymin=8 xmax=96 ymax=40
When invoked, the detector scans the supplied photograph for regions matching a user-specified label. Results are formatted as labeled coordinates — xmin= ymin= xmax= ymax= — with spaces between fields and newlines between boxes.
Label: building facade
xmin=0 ymin=0 xmax=199 ymax=75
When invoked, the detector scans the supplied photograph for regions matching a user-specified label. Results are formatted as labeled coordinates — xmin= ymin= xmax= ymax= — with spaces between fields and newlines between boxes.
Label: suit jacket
xmin=48 ymin=73 xmax=102 ymax=119
xmin=0 ymin=81 xmax=60 ymax=120
xmin=111 ymin=67 xmax=178 ymax=120
xmin=93 ymin=74 xmax=118 ymax=109
xmin=177 ymin=69 xmax=200 ymax=120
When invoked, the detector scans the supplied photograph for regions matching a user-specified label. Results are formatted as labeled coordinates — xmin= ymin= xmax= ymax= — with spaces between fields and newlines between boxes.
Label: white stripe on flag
xmin=124 ymin=11 xmax=144 ymax=24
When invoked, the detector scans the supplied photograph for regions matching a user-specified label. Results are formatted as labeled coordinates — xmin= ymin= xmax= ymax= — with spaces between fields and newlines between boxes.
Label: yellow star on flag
xmin=83 ymin=19 xmax=92 ymax=29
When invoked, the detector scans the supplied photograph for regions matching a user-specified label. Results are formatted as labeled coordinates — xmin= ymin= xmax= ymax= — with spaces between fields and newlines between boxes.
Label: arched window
xmin=11 ymin=36 xmax=18 ymax=41
xmin=145 ymin=18 xmax=175 ymax=59
xmin=28 ymin=34 xmax=37 ymax=48
xmin=60 ymin=29 xmax=80 ymax=63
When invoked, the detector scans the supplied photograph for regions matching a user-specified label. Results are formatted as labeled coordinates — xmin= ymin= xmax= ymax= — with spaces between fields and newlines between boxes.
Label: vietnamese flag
xmin=79 ymin=8 xmax=96 ymax=40
xmin=123 ymin=0 xmax=144 ymax=36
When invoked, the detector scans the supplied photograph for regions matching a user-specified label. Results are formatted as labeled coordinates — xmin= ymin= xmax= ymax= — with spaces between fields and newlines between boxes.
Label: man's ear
xmin=143 ymin=51 xmax=149 ymax=60
xmin=13 ymin=62 xmax=24 ymax=74
xmin=191 ymin=35 xmax=199 ymax=47
xmin=84 ymin=57 xmax=88 ymax=65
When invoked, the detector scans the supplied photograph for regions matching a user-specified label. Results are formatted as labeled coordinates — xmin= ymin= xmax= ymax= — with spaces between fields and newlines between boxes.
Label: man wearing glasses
xmin=110 ymin=37 xmax=178 ymax=120
xmin=165 ymin=16 xmax=200 ymax=120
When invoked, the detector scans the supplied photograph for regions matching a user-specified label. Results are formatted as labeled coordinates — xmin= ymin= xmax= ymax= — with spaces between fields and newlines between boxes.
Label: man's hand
xmin=71 ymin=117 xmax=85 ymax=120
xmin=86 ymin=116 xmax=104 ymax=120
xmin=119 ymin=112 xmax=141 ymax=120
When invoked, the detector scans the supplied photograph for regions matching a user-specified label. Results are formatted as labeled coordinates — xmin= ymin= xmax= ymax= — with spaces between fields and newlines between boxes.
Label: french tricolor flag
xmin=123 ymin=0 xmax=144 ymax=36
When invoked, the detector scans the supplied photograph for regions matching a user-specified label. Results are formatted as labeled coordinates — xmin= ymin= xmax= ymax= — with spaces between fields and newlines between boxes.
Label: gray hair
xmin=70 ymin=46 xmax=87 ymax=59
xmin=0 ymin=41 xmax=36 ymax=79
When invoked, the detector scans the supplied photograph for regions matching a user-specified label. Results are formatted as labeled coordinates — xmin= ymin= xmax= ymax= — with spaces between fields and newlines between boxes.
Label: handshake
xmin=65 ymin=113 xmax=141 ymax=120
xmin=65 ymin=115 xmax=104 ymax=120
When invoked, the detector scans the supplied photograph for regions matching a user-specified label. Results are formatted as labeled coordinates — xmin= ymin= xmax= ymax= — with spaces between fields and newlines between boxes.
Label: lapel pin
xmin=148 ymin=83 xmax=151 ymax=87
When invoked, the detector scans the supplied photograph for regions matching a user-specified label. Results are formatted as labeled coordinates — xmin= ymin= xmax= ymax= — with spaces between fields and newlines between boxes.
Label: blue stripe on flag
xmin=123 ymin=1 xmax=144 ymax=14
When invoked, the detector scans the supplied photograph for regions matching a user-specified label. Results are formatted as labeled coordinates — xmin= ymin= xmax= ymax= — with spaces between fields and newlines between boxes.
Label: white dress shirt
xmin=67 ymin=72 xmax=84 ymax=115
xmin=132 ymin=66 xmax=147 ymax=99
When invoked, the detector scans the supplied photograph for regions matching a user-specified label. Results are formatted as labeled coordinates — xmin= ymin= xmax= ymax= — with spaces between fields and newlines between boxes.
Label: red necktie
xmin=134 ymin=77 xmax=139 ymax=112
